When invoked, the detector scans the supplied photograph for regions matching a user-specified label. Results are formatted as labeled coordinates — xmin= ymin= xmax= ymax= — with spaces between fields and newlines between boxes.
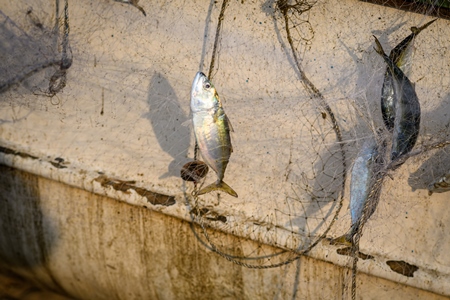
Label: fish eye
xmin=203 ymin=82 xmax=211 ymax=89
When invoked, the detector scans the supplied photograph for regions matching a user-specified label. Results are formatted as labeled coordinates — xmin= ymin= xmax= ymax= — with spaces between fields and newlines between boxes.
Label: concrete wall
xmin=1 ymin=0 xmax=449 ymax=298
xmin=0 ymin=165 xmax=447 ymax=299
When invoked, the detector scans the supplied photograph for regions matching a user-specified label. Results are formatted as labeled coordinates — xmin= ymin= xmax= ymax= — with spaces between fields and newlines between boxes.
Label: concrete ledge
xmin=0 ymin=164 xmax=448 ymax=299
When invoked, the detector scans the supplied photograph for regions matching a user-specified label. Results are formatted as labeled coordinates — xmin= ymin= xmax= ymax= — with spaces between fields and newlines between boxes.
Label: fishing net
xmin=0 ymin=0 xmax=449 ymax=299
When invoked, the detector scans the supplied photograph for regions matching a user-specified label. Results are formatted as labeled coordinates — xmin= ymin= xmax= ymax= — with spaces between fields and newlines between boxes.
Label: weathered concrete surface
xmin=0 ymin=165 xmax=448 ymax=299
xmin=0 ymin=269 xmax=70 ymax=300
xmin=1 ymin=0 xmax=450 ymax=298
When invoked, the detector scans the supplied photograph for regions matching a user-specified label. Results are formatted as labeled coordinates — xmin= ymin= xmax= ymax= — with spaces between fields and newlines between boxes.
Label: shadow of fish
xmin=144 ymin=72 xmax=191 ymax=179
xmin=381 ymin=19 xmax=436 ymax=131
xmin=374 ymin=36 xmax=421 ymax=162
xmin=408 ymin=144 xmax=450 ymax=192
xmin=408 ymin=92 xmax=450 ymax=192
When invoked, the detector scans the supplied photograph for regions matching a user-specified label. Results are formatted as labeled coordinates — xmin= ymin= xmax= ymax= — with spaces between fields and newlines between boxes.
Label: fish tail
xmin=373 ymin=36 xmax=386 ymax=57
xmin=411 ymin=18 xmax=437 ymax=34
xmin=196 ymin=180 xmax=238 ymax=198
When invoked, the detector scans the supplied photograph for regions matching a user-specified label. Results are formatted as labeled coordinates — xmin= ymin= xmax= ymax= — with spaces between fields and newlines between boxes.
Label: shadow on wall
xmin=144 ymin=72 xmax=191 ymax=179
xmin=259 ymin=0 xmax=351 ymax=247
xmin=408 ymin=92 xmax=450 ymax=191
xmin=0 ymin=268 xmax=69 ymax=300
xmin=0 ymin=9 xmax=60 ymax=95
xmin=408 ymin=145 xmax=450 ymax=191
xmin=287 ymin=140 xmax=347 ymax=242
xmin=0 ymin=165 xmax=62 ymax=294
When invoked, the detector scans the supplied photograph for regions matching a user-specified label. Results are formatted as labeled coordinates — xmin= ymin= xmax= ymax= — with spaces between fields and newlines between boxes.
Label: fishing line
xmin=192 ymin=0 xmax=354 ymax=269
xmin=0 ymin=60 xmax=60 ymax=93
xmin=276 ymin=0 xmax=347 ymax=254
xmin=207 ymin=0 xmax=229 ymax=80
xmin=197 ymin=219 xmax=301 ymax=269
xmin=46 ymin=0 xmax=71 ymax=97
xmin=193 ymin=0 xmax=230 ymax=163
xmin=54 ymin=0 xmax=60 ymax=32
xmin=190 ymin=1 xmax=331 ymax=267
xmin=61 ymin=0 xmax=71 ymax=70
xmin=198 ymin=1 xmax=215 ymax=73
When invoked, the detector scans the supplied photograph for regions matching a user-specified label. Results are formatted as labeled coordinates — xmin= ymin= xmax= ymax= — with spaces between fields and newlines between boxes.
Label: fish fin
xmin=225 ymin=114 xmax=234 ymax=132
xmin=330 ymin=233 xmax=352 ymax=246
xmin=197 ymin=180 xmax=238 ymax=198
xmin=411 ymin=18 xmax=437 ymax=34
xmin=225 ymin=114 xmax=234 ymax=153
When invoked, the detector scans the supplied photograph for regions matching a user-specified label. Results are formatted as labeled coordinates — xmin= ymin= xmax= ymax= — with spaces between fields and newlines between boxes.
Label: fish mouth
xmin=194 ymin=72 xmax=207 ymax=84
xmin=192 ymin=72 xmax=207 ymax=97
xmin=194 ymin=72 xmax=206 ymax=80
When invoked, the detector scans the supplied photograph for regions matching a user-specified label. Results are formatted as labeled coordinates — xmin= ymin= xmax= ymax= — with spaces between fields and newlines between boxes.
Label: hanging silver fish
xmin=331 ymin=137 xmax=384 ymax=246
xmin=374 ymin=36 xmax=421 ymax=162
xmin=381 ymin=19 xmax=436 ymax=131
xmin=428 ymin=171 xmax=450 ymax=195
xmin=190 ymin=72 xmax=238 ymax=198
